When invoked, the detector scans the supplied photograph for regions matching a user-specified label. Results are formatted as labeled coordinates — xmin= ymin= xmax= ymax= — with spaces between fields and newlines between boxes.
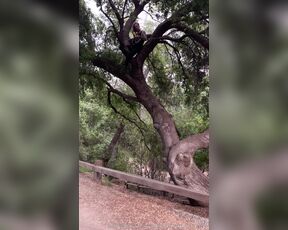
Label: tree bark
xmin=90 ymin=0 xmax=209 ymax=194
xmin=92 ymin=55 xmax=209 ymax=194
xmin=129 ymin=74 xmax=209 ymax=194
xmin=103 ymin=123 xmax=125 ymax=167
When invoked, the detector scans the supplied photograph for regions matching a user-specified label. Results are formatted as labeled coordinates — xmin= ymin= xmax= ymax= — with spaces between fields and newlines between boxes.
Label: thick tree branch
xmin=90 ymin=53 xmax=142 ymax=97
xmin=91 ymin=55 xmax=126 ymax=79
xmin=80 ymin=67 xmax=138 ymax=102
xmin=109 ymin=87 xmax=139 ymax=102
xmin=136 ymin=1 xmax=199 ymax=64
xmin=167 ymin=129 xmax=209 ymax=191
xmin=170 ymin=129 xmax=209 ymax=159
xmin=136 ymin=1 xmax=208 ymax=64
xmin=137 ymin=19 xmax=174 ymax=64
xmin=160 ymin=35 xmax=189 ymax=43
xmin=184 ymin=129 xmax=209 ymax=152
xmin=120 ymin=0 xmax=149 ymax=47
xmin=132 ymin=0 xmax=140 ymax=7
xmin=138 ymin=21 xmax=208 ymax=64
xmin=100 ymin=77 xmax=139 ymax=102
xmin=173 ymin=22 xmax=209 ymax=50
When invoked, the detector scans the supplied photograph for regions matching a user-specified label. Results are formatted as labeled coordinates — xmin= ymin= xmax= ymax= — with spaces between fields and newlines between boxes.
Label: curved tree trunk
xmin=169 ymin=132 xmax=209 ymax=193
xmin=86 ymin=0 xmax=210 ymax=195
xmin=92 ymin=57 xmax=209 ymax=193
xmin=130 ymin=72 xmax=209 ymax=194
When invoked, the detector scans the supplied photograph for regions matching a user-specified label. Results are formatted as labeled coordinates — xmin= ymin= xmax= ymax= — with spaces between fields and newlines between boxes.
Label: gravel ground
xmin=79 ymin=173 xmax=208 ymax=230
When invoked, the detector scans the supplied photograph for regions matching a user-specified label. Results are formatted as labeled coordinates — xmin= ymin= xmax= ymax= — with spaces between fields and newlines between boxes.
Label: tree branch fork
xmin=95 ymin=0 xmax=208 ymax=68
xmin=86 ymin=0 xmax=210 ymax=192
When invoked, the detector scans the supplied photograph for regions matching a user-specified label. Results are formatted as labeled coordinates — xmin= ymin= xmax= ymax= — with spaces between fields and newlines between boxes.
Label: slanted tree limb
xmin=108 ymin=87 xmax=139 ymax=103
xmin=107 ymin=90 xmax=152 ymax=152
xmin=91 ymin=55 xmax=131 ymax=82
xmin=100 ymin=75 xmax=139 ymax=102
xmin=103 ymin=123 xmax=125 ymax=167
xmin=136 ymin=1 xmax=208 ymax=65
xmin=137 ymin=19 xmax=174 ymax=64
xmin=80 ymin=67 xmax=139 ymax=104
xmin=119 ymin=0 xmax=149 ymax=48
xmin=160 ymin=35 xmax=189 ymax=43
xmin=172 ymin=22 xmax=209 ymax=50
xmin=170 ymin=130 xmax=209 ymax=158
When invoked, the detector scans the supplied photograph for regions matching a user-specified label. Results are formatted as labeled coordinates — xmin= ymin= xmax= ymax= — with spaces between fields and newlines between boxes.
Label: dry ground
xmin=79 ymin=173 xmax=208 ymax=230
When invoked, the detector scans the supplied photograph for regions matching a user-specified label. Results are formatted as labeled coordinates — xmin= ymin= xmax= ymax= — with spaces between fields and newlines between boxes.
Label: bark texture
xmin=168 ymin=131 xmax=209 ymax=193
xmin=129 ymin=74 xmax=209 ymax=193
xmin=103 ymin=123 xmax=125 ymax=167
xmin=90 ymin=0 xmax=209 ymax=194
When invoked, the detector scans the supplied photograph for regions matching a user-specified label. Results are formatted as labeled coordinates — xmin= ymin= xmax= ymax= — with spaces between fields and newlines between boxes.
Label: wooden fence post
xmin=93 ymin=171 xmax=102 ymax=181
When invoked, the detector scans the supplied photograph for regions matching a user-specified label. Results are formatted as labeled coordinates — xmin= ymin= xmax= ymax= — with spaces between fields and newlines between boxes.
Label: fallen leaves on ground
xmin=79 ymin=173 xmax=208 ymax=230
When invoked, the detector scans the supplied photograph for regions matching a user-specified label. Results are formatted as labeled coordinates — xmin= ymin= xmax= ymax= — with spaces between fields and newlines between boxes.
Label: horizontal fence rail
xmin=79 ymin=161 xmax=209 ymax=205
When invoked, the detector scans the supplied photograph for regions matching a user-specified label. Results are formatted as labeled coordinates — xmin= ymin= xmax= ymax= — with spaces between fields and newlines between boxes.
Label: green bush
xmin=79 ymin=166 xmax=92 ymax=173
xmin=194 ymin=149 xmax=209 ymax=171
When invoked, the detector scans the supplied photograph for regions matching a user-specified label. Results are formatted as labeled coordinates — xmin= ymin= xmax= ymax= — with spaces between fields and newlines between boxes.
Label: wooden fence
xmin=79 ymin=161 xmax=209 ymax=205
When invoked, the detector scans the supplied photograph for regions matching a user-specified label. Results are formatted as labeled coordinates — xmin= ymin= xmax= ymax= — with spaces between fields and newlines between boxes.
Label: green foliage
xmin=101 ymin=176 xmax=113 ymax=186
xmin=80 ymin=0 xmax=97 ymax=50
xmin=79 ymin=166 xmax=92 ymax=173
xmin=79 ymin=87 xmax=162 ymax=173
xmin=79 ymin=0 xmax=210 ymax=174
xmin=100 ymin=49 xmax=124 ymax=65
xmin=79 ymin=89 xmax=116 ymax=162
xmin=150 ymin=0 xmax=208 ymax=23
xmin=80 ymin=88 xmax=209 ymax=175
xmin=173 ymin=106 xmax=209 ymax=138
xmin=194 ymin=149 xmax=209 ymax=171
xmin=111 ymin=152 xmax=131 ymax=172
xmin=80 ymin=0 xmax=209 ymax=111
xmin=147 ymin=46 xmax=173 ymax=101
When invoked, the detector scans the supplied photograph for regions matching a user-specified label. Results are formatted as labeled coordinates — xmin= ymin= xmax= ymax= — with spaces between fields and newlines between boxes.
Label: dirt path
xmin=79 ymin=173 xmax=208 ymax=230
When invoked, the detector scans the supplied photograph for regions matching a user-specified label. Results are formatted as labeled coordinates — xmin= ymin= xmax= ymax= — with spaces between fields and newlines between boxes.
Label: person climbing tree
xmin=80 ymin=0 xmax=209 ymax=194
xmin=128 ymin=22 xmax=147 ymax=58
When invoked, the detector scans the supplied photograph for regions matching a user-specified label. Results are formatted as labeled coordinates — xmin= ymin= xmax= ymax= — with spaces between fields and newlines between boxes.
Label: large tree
xmin=80 ymin=0 xmax=209 ymax=194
